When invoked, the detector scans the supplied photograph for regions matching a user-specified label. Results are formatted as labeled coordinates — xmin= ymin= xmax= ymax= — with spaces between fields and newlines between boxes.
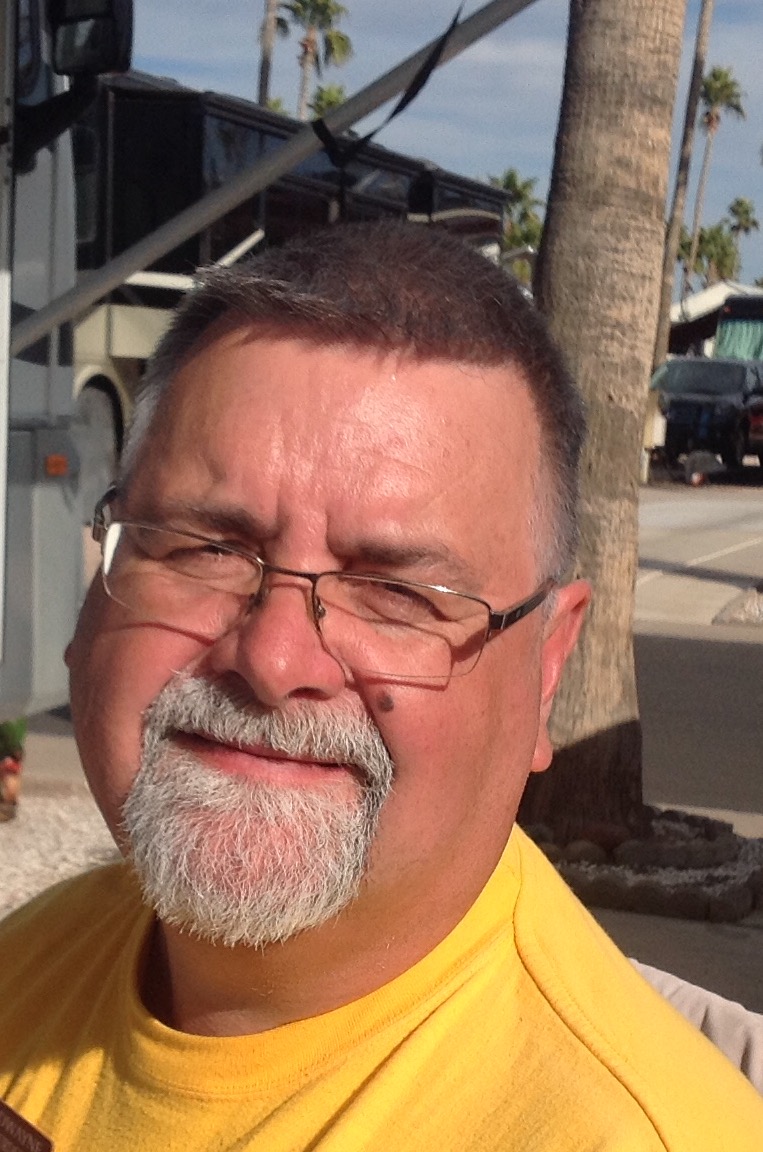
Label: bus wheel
xmin=74 ymin=385 xmax=119 ymax=524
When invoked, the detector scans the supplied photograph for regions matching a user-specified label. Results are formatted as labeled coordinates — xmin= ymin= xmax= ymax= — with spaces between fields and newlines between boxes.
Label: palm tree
xmin=728 ymin=196 xmax=759 ymax=241
xmin=684 ymin=66 xmax=745 ymax=295
xmin=490 ymin=168 xmax=543 ymax=220
xmin=653 ymin=0 xmax=715 ymax=369
xmin=698 ymin=221 xmax=739 ymax=283
xmin=258 ymin=0 xmax=290 ymax=106
xmin=727 ymin=197 xmax=759 ymax=278
xmin=676 ymin=223 xmax=696 ymax=281
xmin=678 ymin=217 xmax=741 ymax=286
xmin=282 ymin=0 xmax=352 ymax=121
xmin=489 ymin=168 xmax=544 ymax=284
xmin=308 ymin=83 xmax=346 ymax=117
xmin=523 ymin=0 xmax=686 ymax=843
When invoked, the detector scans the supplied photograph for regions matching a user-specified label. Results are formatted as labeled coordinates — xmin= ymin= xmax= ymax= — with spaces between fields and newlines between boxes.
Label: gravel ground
xmin=0 ymin=791 xmax=118 ymax=918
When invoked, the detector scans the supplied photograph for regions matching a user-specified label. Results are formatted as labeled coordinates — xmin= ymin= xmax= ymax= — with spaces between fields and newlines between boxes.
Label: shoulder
xmin=0 ymin=862 xmax=146 ymax=978
xmin=0 ymin=863 xmax=148 ymax=1092
xmin=510 ymin=827 xmax=763 ymax=1143
xmin=0 ymin=859 xmax=141 ymax=923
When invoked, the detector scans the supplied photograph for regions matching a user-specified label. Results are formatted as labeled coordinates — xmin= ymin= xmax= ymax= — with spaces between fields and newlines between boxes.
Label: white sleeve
xmin=632 ymin=959 xmax=763 ymax=1095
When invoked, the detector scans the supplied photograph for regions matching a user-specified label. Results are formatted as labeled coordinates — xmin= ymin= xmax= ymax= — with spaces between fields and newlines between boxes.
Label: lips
xmin=170 ymin=730 xmax=354 ymax=788
xmin=177 ymin=730 xmax=342 ymax=767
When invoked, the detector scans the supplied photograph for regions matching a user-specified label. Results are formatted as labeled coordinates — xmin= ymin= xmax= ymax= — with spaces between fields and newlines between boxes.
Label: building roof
xmin=670 ymin=281 xmax=763 ymax=325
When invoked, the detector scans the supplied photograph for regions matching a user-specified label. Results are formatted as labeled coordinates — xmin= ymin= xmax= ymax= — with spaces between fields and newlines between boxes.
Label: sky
xmin=132 ymin=0 xmax=763 ymax=283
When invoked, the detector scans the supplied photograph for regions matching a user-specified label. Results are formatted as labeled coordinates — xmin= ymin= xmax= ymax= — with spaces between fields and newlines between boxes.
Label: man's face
xmin=68 ymin=327 xmax=587 ymax=941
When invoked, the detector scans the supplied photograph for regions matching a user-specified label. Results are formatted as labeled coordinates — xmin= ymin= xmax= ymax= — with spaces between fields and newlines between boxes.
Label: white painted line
xmin=636 ymin=570 xmax=663 ymax=587
xmin=686 ymin=534 xmax=763 ymax=567
xmin=637 ymin=533 xmax=763 ymax=586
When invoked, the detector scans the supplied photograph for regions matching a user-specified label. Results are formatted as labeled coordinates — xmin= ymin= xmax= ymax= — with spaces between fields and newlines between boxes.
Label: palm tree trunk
xmin=297 ymin=28 xmax=317 ymax=121
xmin=684 ymin=127 xmax=716 ymax=295
xmin=653 ymin=0 xmax=715 ymax=368
xmin=258 ymin=0 xmax=280 ymax=106
xmin=522 ymin=0 xmax=686 ymax=844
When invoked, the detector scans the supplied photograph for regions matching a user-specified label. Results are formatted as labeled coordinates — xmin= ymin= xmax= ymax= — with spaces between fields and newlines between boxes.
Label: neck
xmin=140 ymin=847 xmax=505 ymax=1037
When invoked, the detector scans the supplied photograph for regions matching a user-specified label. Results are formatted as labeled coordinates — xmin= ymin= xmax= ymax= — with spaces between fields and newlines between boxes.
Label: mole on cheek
xmin=377 ymin=691 xmax=395 ymax=713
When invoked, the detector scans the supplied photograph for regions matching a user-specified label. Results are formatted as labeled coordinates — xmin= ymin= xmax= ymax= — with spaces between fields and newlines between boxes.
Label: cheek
xmin=372 ymin=656 xmax=542 ymax=842
xmin=371 ymin=682 xmax=493 ymax=825
xmin=68 ymin=597 xmax=207 ymax=831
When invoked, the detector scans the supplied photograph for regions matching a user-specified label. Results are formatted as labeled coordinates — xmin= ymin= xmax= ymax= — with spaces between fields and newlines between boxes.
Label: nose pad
xmin=214 ymin=576 xmax=346 ymax=704
xmin=247 ymin=586 xmax=266 ymax=612
xmin=244 ymin=575 xmax=323 ymax=638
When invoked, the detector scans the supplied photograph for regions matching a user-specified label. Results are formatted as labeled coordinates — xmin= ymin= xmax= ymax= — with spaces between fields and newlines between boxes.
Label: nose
xmin=204 ymin=573 xmax=346 ymax=707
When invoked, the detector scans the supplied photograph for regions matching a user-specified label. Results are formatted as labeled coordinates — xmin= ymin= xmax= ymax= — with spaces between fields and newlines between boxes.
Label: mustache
xmin=142 ymin=675 xmax=395 ymax=787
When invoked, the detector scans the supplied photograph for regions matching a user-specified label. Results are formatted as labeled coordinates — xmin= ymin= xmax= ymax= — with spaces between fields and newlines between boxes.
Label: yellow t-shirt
xmin=1 ymin=827 xmax=762 ymax=1150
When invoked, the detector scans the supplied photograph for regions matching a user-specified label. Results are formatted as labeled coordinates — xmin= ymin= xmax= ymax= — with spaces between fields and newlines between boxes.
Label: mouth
xmin=171 ymin=730 xmax=355 ymax=787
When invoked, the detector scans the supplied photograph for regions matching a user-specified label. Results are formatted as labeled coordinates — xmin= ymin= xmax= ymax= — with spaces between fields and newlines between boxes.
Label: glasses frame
xmin=92 ymin=487 xmax=555 ymax=676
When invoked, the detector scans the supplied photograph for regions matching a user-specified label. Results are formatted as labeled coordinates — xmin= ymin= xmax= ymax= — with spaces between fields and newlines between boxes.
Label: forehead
xmin=133 ymin=330 xmax=543 ymax=583
xmin=152 ymin=324 xmax=538 ymax=443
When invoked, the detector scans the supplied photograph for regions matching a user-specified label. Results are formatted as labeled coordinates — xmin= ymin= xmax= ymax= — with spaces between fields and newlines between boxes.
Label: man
xmin=0 ymin=222 xmax=761 ymax=1149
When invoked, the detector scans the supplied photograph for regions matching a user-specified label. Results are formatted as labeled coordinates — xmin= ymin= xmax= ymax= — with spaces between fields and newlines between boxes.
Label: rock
xmin=522 ymin=823 xmax=554 ymax=847
xmin=563 ymin=840 xmax=609 ymax=866
xmin=564 ymin=870 xmax=631 ymax=912
xmin=575 ymin=822 xmax=632 ymax=853
xmin=613 ymin=839 xmax=662 ymax=868
xmin=707 ymin=884 xmax=754 ymax=923
xmin=713 ymin=586 xmax=763 ymax=627
xmin=748 ymin=868 xmax=763 ymax=911
xmin=539 ymin=842 xmax=562 ymax=865
xmin=629 ymin=879 xmax=676 ymax=917
xmin=662 ymin=887 xmax=709 ymax=921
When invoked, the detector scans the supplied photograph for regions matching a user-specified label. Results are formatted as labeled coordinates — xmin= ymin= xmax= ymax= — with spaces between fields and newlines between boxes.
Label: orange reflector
xmin=44 ymin=454 xmax=69 ymax=477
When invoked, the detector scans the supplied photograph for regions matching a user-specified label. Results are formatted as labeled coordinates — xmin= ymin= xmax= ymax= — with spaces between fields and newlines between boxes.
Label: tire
xmin=663 ymin=429 xmax=683 ymax=468
xmin=74 ymin=385 xmax=120 ymax=525
xmin=720 ymin=425 xmax=746 ymax=471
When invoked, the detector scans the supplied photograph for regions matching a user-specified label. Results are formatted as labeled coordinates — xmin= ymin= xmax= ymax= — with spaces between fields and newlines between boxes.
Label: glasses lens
xmin=101 ymin=523 xmax=259 ymax=637
xmin=314 ymin=573 xmax=489 ymax=680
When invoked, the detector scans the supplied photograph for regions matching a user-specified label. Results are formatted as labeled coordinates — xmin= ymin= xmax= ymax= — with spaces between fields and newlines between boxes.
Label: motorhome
xmin=2 ymin=0 xmax=522 ymax=718
xmin=71 ymin=70 xmax=508 ymax=523
xmin=0 ymin=0 xmax=131 ymax=718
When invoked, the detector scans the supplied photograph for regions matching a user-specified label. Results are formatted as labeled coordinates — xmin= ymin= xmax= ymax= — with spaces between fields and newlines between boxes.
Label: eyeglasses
xmin=93 ymin=490 xmax=554 ymax=683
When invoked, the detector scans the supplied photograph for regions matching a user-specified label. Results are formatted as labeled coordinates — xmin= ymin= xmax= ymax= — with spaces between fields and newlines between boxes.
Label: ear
xmin=530 ymin=579 xmax=590 ymax=774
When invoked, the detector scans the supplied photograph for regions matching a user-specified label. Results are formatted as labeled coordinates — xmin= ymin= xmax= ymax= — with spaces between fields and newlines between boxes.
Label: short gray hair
xmin=122 ymin=222 xmax=585 ymax=578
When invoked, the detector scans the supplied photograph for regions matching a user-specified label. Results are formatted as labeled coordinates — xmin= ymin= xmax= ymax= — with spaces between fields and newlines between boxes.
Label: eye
xmin=133 ymin=528 xmax=254 ymax=584
xmin=349 ymin=578 xmax=444 ymax=625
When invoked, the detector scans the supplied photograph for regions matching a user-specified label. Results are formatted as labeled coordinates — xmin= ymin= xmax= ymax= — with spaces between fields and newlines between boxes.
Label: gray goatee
xmin=122 ymin=675 xmax=394 ymax=948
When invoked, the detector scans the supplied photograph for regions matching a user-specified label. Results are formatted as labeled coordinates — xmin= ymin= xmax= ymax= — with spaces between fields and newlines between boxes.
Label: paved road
xmin=636 ymin=624 xmax=763 ymax=824
xmin=633 ymin=477 xmax=763 ymax=834
xmin=636 ymin=479 xmax=763 ymax=628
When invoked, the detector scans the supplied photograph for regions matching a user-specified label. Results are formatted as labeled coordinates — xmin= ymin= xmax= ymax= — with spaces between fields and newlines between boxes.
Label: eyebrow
xmin=345 ymin=540 xmax=483 ymax=592
xmin=127 ymin=500 xmax=275 ymax=544
xmin=125 ymin=499 xmax=482 ymax=590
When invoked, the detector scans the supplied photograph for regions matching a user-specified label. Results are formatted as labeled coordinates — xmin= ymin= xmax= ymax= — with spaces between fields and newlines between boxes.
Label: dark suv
xmin=652 ymin=358 xmax=763 ymax=469
xmin=748 ymin=391 xmax=763 ymax=462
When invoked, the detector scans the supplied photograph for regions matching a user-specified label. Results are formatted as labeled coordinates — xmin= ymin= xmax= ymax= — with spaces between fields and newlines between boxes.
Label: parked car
xmin=747 ymin=390 xmax=763 ymax=461
xmin=650 ymin=358 xmax=763 ymax=469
